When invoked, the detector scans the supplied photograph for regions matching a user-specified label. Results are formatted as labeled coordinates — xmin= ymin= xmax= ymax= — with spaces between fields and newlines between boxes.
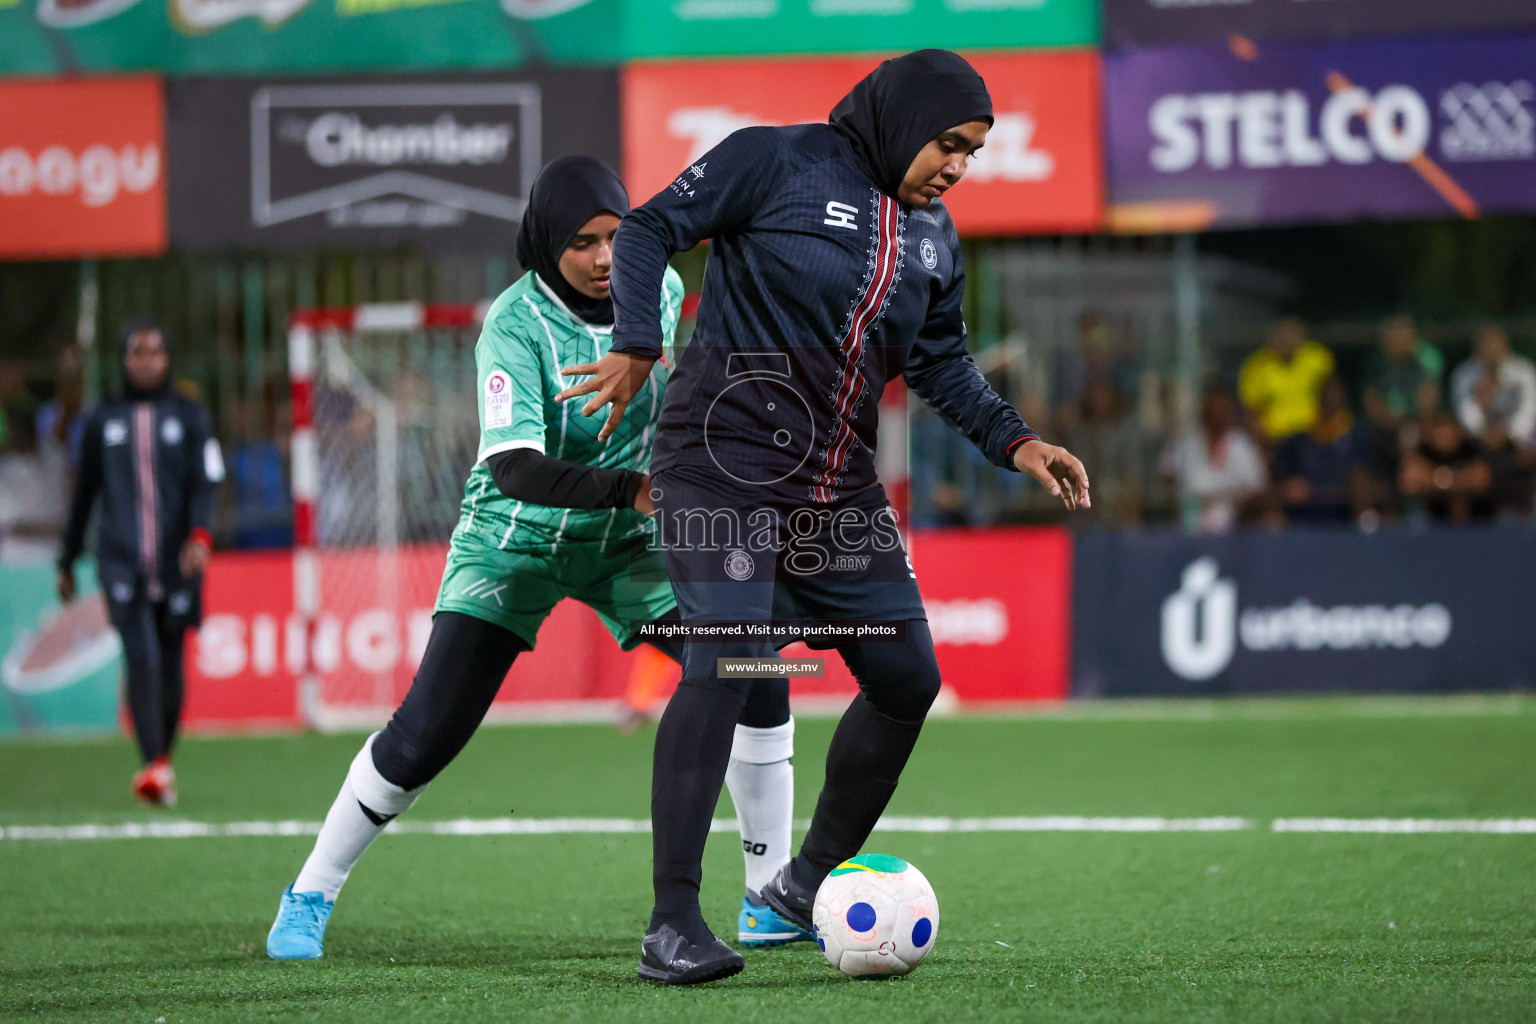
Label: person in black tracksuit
xmin=58 ymin=320 xmax=223 ymax=807
xmin=560 ymin=50 xmax=1092 ymax=982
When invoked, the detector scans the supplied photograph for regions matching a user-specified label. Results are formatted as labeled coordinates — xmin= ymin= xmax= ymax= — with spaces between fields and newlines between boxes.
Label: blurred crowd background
xmin=4 ymin=0 xmax=1536 ymax=553
xmin=4 ymin=226 xmax=1535 ymax=547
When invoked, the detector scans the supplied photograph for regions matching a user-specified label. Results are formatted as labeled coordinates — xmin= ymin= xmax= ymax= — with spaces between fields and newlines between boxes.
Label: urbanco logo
xmin=1159 ymin=556 xmax=1456 ymax=683
xmin=1160 ymin=557 xmax=1237 ymax=682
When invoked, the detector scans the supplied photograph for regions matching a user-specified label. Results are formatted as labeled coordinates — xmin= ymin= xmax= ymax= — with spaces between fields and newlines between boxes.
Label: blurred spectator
xmin=1399 ymin=412 xmax=1493 ymax=523
xmin=0 ymin=362 xmax=35 ymax=450
xmin=229 ymin=398 xmax=293 ymax=549
xmin=1451 ymin=324 xmax=1536 ymax=449
xmin=1052 ymin=312 xmax=1139 ymax=432
xmin=928 ymin=482 xmax=971 ymax=528
xmin=315 ymin=383 xmax=376 ymax=546
xmin=1067 ymin=378 xmax=1146 ymax=527
xmin=1238 ymin=318 xmax=1335 ymax=442
xmin=0 ymin=408 xmax=68 ymax=551
xmin=35 ymin=345 xmax=88 ymax=467
xmin=1364 ymin=314 xmax=1442 ymax=434
xmin=1271 ymin=378 xmax=1370 ymax=526
xmin=1160 ymin=391 xmax=1267 ymax=534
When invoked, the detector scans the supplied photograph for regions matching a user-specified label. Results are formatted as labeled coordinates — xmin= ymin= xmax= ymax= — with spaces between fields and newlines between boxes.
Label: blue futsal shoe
xmin=738 ymin=892 xmax=815 ymax=947
xmin=267 ymin=884 xmax=334 ymax=959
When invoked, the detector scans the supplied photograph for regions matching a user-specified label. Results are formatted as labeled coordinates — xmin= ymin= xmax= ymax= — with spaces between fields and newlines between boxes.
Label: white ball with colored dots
xmin=811 ymin=853 xmax=939 ymax=978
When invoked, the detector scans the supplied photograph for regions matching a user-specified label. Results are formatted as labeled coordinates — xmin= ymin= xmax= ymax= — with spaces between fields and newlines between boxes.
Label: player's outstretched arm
xmin=559 ymin=128 xmax=788 ymax=441
xmin=1013 ymin=439 xmax=1091 ymax=511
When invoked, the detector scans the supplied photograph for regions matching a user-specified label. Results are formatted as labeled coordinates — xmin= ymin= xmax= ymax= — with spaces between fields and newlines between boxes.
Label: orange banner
xmin=0 ymin=76 xmax=166 ymax=259
xmin=622 ymin=52 xmax=1103 ymax=236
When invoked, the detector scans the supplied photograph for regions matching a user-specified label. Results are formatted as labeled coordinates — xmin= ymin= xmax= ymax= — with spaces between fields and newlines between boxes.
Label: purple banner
xmin=1106 ymin=35 xmax=1536 ymax=231
xmin=1103 ymin=0 xmax=1536 ymax=51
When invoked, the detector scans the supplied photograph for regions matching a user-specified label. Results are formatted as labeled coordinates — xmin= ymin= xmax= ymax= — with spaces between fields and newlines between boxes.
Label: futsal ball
xmin=811 ymin=853 xmax=939 ymax=978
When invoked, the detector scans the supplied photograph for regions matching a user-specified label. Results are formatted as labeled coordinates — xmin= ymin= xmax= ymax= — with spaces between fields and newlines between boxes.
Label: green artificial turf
xmin=2 ymin=696 xmax=1534 ymax=1022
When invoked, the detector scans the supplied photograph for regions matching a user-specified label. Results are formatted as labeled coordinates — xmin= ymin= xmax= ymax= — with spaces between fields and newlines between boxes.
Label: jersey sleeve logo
xmin=920 ymin=238 xmax=938 ymax=269
xmin=485 ymin=369 xmax=514 ymax=429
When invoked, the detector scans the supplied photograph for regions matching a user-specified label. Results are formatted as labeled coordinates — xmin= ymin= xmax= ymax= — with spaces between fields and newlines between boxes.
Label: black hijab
xmin=119 ymin=317 xmax=172 ymax=401
xmin=829 ymin=49 xmax=993 ymax=202
xmin=515 ymin=156 xmax=630 ymax=326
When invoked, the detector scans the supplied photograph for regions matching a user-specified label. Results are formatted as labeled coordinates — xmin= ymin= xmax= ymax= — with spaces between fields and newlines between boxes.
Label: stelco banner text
xmin=1105 ymin=35 xmax=1536 ymax=231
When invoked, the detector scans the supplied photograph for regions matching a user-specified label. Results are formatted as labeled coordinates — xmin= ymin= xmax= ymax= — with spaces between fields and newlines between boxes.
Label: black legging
xmin=371 ymin=610 xmax=791 ymax=791
xmin=648 ymin=618 xmax=940 ymax=935
xmin=107 ymin=598 xmax=187 ymax=764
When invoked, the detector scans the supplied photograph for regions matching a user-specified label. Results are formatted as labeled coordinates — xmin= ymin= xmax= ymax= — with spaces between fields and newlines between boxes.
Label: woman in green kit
xmin=266 ymin=156 xmax=807 ymax=960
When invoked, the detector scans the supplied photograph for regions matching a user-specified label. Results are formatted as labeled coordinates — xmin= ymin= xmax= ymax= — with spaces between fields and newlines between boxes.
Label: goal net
xmin=289 ymin=303 xmax=484 ymax=730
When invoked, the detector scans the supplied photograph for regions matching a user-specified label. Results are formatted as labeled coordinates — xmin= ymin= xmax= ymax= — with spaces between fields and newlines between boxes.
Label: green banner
xmin=0 ymin=0 xmax=1093 ymax=75
xmin=0 ymin=556 xmax=120 ymax=738
xmin=0 ymin=0 xmax=622 ymax=76
xmin=624 ymin=0 xmax=1098 ymax=58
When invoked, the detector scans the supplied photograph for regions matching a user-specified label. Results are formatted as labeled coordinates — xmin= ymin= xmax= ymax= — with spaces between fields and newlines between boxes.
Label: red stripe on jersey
xmin=811 ymin=192 xmax=902 ymax=503
xmin=133 ymin=404 xmax=162 ymax=600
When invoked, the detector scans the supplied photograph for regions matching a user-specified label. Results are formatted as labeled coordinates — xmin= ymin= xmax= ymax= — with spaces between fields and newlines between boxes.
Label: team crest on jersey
xmin=920 ymin=238 xmax=938 ymax=269
xmin=724 ymin=550 xmax=755 ymax=581
xmin=485 ymin=370 xmax=513 ymax=429
xmin=161 ymin=417 xmax=183 ymax=445
xmin=103 ymin=420 xmax=128 ymax=446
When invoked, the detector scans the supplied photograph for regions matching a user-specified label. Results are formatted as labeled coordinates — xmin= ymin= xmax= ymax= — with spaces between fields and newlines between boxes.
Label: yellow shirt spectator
xmin=1239 ymin=324 xmax=1335 ymax=440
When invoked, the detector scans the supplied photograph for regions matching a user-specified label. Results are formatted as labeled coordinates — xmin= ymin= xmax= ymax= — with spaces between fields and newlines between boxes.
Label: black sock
xmin=794 ymin=694 xmax=924 ymax=888
xmin=648 ymin=680 xmax=744 ymax=945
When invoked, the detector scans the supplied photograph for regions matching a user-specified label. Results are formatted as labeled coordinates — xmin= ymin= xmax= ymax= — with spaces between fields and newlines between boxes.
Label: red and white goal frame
xmin=287 ymin=302 xmax=487 ymax=729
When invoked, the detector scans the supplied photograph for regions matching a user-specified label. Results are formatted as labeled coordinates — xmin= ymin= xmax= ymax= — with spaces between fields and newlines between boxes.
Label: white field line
xmin=2 ymin=815 xmax=1534 ymax=842
xmin=1272 ymin=817 xmax=1536 ymax=834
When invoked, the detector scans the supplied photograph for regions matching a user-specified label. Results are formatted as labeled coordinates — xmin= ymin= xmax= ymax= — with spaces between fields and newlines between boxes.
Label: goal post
xmin=288 ymin=302 xmax=486 ymax=731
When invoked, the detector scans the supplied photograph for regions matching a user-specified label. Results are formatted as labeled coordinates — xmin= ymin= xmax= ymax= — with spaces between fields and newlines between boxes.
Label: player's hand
xmin=56 ymin=567 xmax=77 ymax=604
xmin=632 ymin=473 xmax=655 ymax=515
xmin=180 ymin=538 xmax=211 ymax=577
xmin=1014 ymin=439 xmax=1091 ymax=511
xmin=556 ymin=351 xmax=657 ymax=442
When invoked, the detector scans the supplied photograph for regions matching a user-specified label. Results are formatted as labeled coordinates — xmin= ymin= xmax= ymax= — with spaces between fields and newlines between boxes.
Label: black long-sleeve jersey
xmin=611 ymin=123 xmax=1036 ymax=503
xmin=59 ymin=391 xmax=222 ymax=601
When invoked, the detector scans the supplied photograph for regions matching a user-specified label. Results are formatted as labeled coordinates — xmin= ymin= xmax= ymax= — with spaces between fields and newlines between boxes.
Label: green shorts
xmin=435 ymin=533 xmax=676 ymax=650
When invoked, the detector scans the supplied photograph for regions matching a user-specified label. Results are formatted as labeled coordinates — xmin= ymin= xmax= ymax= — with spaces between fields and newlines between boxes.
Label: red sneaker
xmin=132 ymin=757 xmax=178 ymax=808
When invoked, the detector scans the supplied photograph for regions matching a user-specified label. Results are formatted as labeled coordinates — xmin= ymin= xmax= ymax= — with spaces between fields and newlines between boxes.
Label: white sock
xmin=725 ymin=719 xmax=795 ymax=896
xmin=292 ymin=733 xmax=424 ymax=902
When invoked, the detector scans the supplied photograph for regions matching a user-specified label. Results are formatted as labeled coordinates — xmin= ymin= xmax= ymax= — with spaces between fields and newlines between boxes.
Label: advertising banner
xmin=1105 ymin=35 xmax=1536 ymax=232
xmin=166 ymin=71 xmax=619 ymax=251
xmin=0 ymin=0 xmax=620 ymax=77
xmin=184 ymin=529 xmax=1069 ymax=731
xmin=625 ymin=0 xmax=1096 ymax=58
xmin=1071 ymin=527 xmax=1536 ymax=698
xmin=1102 ymin=0 xmax=1536 ymax=52
xmin=0 ymin=76 xmax=166 ymax=260
xmin=622 ymin=52 xmax=1103 ymax=236
xmin=0 ymin=557 xmax=121 ymax=738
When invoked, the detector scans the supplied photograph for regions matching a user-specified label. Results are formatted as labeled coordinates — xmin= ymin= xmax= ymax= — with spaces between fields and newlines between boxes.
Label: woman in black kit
xmin=58 ymin=321 xmax=222 ymax=807
xmin=560 ymin=50 xmax=1092 ymax=984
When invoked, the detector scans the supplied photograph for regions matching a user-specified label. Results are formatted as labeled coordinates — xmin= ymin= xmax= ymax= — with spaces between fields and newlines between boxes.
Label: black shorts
xmin=652 ymin=464 xmax=927 ymax=642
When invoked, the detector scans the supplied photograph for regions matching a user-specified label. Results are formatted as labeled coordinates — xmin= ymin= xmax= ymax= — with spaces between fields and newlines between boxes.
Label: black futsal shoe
xmin=637 ymin=923 xmax=745 ymax=985
xmin=760 ymin=862 xmax=816 ymax=934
